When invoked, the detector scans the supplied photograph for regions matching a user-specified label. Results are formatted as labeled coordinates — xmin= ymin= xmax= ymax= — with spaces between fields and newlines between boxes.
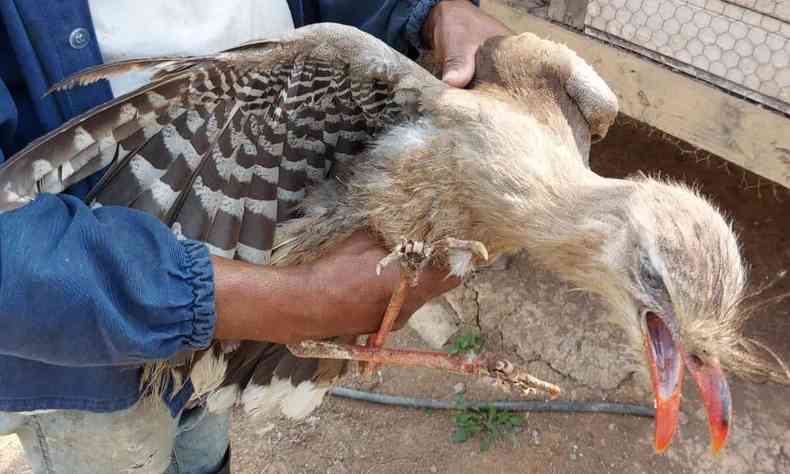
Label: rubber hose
xmin=328 ymin=387 xmax=655 ymax=418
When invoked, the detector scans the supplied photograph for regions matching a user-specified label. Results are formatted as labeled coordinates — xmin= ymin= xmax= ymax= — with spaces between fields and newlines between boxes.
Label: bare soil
xmin=2 ymin=119 xmax=789 ymax=473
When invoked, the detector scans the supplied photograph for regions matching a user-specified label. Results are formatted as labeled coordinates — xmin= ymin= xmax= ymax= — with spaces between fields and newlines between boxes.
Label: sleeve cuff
xmin=180 ymin=239 xmax=216 ymax=350
xmin=404 ymin=0 xmax=481 ymax=51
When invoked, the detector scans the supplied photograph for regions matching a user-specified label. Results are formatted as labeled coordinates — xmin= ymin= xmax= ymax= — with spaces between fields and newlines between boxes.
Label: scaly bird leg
xmin=361 ymin=240 xmax=432 ymax=376
xmin=360 ymin=275 xmax=410 ymax=376
xmin=288 ymin=340 xmax=561 ymax=398
xmin=361 ymin=238 xmax=490 ymax=377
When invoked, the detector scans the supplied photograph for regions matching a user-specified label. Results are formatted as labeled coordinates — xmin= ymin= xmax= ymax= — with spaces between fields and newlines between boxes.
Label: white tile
xmin=722 ymin=50 xmax=740 ymax=68
xmin=693 ymin=10 xmax=712 ymax=28
xmin=754 ymin=44 xmax=771 ymax=63
xmin=726 ymin=68 xmax=744 ymax=83
xmin=692 ymin=55 xmax=711 ymax=69
xmin=740 ymin=57 xmax=758 ymax=75
xmin=723 ymin=4 xmax=743 ymax=20
xmin=729 ymin=21 xmax=748 ymax=39
xmin=747 ymin=27 xmax=767 ymax=44
xmin=643 ymin=0 xmax=660 ymax=15
xmin=704 ymin=44 xmax=723 ymax=61
xmin=766 ymin=34 xmax=786 ymax=51
xmin=743 ymin=73 xmax=760 ymax=90
xmin=710 ymin=61 xmax=727 ymax=76
xmin=706 ymin=0 xmax=724 ymax=15
xmin=735 ymin=38 xmax=754 ymax=56
xmin=676 ymin=5 xmax=694 ymax=23
xmin=773 ymin=49 xmax=789 ymax=68
xmin=742 ymin=10 xmax=762 ymax=26
xmin=717 ymin=32 xmax=735 ymax=49
xmin=665 ymin=18 xmax=681 ymax=34
xmin=700 ymin=26 xmax=718 ymax=44
xmin=756 ymin=63 xmax=774 ymax=81
xmin=761 ymin=16 xmax=781 ymax=33
xmin=711 ymin=16 xmax=730 ymax=33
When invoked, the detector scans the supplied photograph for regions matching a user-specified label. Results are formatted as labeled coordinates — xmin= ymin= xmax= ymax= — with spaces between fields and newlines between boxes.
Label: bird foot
xmin=435 ymin=237 xmax=489 ymax=261
xmin=366 ymin=237 xmax=489 ymax=377
xmin=375 ymin=237 xmax=489 ymax=283
xmin=435 ymin=237 xmax=489 ymax=279
xmin=287 ymin=341 xmax=561 ymax=398
xmin=375 ymin=239 xmax=434 ymax=285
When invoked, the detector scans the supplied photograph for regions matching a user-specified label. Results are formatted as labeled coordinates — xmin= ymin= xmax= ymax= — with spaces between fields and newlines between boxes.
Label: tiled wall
xmin=581 ymin=0 xmax=790 ymax=113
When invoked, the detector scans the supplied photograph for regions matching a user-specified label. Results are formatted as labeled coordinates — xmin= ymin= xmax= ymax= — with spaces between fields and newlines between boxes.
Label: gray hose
xmin=328 ymin=387 xmax=655 ymax=418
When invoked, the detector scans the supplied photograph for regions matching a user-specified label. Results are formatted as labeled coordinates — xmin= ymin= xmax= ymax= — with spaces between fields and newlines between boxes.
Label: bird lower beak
xmin=645 ymin=312 xmax=684 ymax=453
xmin=684 ymin=354 xmax=732 ymax=454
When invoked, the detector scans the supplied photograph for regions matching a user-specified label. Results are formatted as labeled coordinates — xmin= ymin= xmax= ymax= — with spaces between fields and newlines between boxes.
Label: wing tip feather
xmin=46 ymin=58 xmax=191 ymax=96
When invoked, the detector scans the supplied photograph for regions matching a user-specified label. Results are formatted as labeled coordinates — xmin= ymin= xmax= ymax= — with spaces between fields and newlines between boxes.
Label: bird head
xmin=582 ymin=177 xmax=786 ymax=455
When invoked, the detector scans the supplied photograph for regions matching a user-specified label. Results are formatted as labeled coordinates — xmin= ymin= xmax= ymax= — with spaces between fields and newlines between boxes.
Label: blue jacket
xmin=0 ymin=0 xmax=451 ymax=415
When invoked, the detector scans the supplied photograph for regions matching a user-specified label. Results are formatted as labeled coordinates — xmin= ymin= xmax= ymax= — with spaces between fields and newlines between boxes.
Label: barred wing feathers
xmin=0 ymin=23 xmax=446 ymax=418
xmin=1 ymin=23 xmax=443 ymax=263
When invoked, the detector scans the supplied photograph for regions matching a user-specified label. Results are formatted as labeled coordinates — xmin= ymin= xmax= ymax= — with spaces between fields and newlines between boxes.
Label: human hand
xmin=422 ymin=0 xmax=513 ymax=88
xmin=212 ymin=231 xmax=459 ymax=344
xmin=303 ymin=231 xmax=460 ymax=339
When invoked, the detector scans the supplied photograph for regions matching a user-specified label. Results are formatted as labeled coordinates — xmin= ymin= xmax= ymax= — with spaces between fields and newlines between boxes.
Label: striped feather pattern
xmin=0 ymin=24 xmax=445 ymax=417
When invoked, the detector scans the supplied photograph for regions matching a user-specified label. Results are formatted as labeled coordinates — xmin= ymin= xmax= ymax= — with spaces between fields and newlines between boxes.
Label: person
xmin=0 ymin=0 xmax=512 ymax=472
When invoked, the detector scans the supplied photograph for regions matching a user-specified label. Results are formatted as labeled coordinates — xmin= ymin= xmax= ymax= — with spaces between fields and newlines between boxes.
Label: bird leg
xmin=288 ymin=340 xmax=561 ymax=398
xmin=361 ymin=239 xmax=433 ymax=376
xmin=287 ymin=238 xmax=556 ymax=396
xmin=361 ymin=238 xmax=489 ymax=377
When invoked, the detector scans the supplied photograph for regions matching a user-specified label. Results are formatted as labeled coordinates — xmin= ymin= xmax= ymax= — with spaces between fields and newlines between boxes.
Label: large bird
xmin=0 ymin=23 xmax=785 ymax=454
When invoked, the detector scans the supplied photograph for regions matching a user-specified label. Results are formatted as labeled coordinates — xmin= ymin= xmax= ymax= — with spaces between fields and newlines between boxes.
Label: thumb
xmin=441 ymin=50 xmax=476 ymax=88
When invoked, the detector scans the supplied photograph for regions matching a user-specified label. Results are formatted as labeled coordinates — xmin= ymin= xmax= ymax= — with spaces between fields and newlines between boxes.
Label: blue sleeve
xmin=304 ymin=0 xmax=479 ymax=55
xmin=0 ymin=193 xmax=216 ymax=367
xmin=0 ymin=76 xmax=17 ymax=165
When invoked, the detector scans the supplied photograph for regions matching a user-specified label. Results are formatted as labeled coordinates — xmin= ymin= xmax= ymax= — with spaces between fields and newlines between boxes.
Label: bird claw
xmin=375 ymin=237 xmax=489 ymax=278
xmin=437 ymin=238 xmax=489 ymax=261
xmin=375 ymin=239 xmax=434 ymax=284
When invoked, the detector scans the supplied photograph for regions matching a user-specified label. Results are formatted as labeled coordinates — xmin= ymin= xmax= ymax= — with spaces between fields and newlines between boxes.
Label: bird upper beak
xmin=644 ymin=312 xmax=732 ymax=455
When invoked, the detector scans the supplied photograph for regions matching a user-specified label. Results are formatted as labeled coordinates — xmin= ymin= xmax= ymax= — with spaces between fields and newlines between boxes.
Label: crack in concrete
xmin=524 ymin=357 xmax=597 ymax=390
xmin=465 ymin=278 xmax=482 ymax=332
xmin=613 ymin=371 xmax=637 ymax=392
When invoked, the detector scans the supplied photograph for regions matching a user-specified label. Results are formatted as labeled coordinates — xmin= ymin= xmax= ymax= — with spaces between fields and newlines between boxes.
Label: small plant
xmin=446 ymin=331 xmax=484 ymax=355
xmin=449 ymin=393 xmax=524 ymax=452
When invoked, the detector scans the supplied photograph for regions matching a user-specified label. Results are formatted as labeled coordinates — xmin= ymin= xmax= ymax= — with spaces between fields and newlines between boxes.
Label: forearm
xmin=212 ymin=231 xmax=460 ymax=344
xmin=212 ymin=256 xmax=322 ymax=343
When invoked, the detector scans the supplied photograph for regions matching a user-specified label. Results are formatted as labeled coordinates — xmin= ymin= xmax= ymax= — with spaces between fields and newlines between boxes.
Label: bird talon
xmin=440 ymin=238 xmax=489 ymax=261
xmin=377 ymin=239 xmax=435 ymax=279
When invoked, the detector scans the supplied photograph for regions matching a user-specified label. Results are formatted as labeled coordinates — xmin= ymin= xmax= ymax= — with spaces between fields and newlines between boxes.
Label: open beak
xmin=644 ymin=312 xmax=732 ymax=454
xmin=684 ymin=354 xmax=732 ymax=454
xmin=645 ymin=312 xmax=684 ymax=453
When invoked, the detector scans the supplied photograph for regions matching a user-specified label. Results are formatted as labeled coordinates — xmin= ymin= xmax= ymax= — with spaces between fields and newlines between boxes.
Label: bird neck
xmin=509 ymin=175 xmax=636 ymax=285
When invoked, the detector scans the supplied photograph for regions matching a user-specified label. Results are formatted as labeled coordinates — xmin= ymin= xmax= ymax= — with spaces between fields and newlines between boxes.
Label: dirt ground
xmin=2 ymin=119 xmax=789 ymax=473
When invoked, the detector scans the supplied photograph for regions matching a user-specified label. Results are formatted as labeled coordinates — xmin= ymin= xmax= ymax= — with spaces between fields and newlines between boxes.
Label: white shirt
xmin=88 ymin=0 xmax=295 ymax=96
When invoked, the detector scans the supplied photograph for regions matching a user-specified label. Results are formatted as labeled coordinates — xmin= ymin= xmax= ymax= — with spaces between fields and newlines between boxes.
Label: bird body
xmin=1 ymin=24 xmax=785 ymax=454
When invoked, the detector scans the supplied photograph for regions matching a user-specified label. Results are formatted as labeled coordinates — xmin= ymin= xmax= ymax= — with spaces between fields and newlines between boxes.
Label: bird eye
xmin=639 ymin=254 xmax=663 ymax=290
xmin=688 ymin=353 xmax=704 ymax=369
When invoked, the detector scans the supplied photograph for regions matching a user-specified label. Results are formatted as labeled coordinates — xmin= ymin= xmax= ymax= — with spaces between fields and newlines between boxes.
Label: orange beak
xmin=644 ymin=312 xmax=732 ymax=455
xmin=685 ymin=354 xmax=732 ymax=454
xmin=645 ymin=313 xmax=684 ymax=453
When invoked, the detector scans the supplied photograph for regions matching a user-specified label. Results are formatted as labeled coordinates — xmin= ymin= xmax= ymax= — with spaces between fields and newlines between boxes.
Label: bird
xmin=0 ymin=23 xmax=785 ymax=454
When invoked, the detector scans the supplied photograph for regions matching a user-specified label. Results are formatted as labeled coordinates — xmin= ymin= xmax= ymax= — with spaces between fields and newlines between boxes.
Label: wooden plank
xmin=547 ymin=0 xmax=589 ymax=29
xmin=482 ymin=0 xmax=790 ymax=189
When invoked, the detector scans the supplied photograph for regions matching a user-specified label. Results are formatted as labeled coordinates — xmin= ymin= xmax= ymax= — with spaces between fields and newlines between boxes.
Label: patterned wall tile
xmin=586 ymin=0 xmax=790 ymax=113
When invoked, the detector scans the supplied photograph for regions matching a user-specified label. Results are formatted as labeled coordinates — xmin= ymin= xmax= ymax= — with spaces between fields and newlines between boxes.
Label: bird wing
xmin=0 ymin=23 xmax=446 ymax=418
xmin=0 ymin=23 xmax=444 ymax=263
